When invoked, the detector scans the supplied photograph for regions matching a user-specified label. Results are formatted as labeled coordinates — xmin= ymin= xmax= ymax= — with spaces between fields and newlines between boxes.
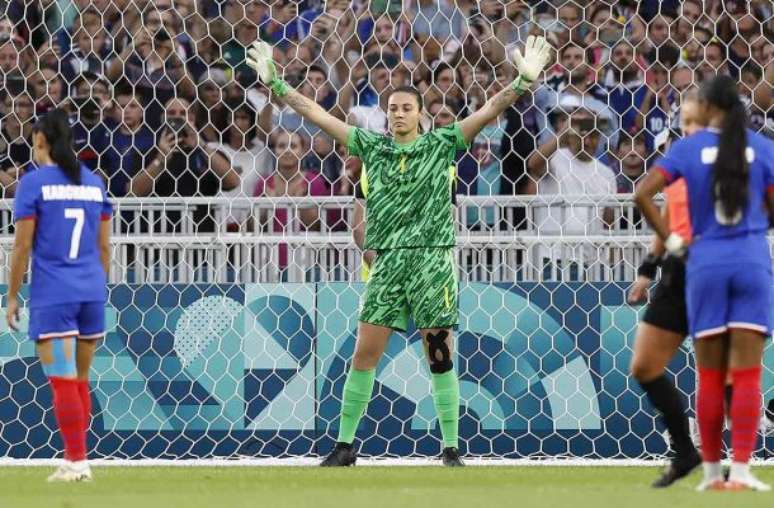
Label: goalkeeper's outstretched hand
xmin=246 ymin=41 xmax=289 ymax=97
xmin=510 ymin=35 xmax=552 ymax=93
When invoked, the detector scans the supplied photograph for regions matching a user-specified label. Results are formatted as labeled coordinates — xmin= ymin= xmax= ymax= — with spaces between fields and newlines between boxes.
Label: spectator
xmin=224 ymin=18 xmax=262 ymax=90
xmin=106 ymin=13 xmax=196 ymax=130
xmin=526 ymin=108 xmax=616 ymax=275
xmin=259 ymin=0 xmax=300 ymax=49
xmin=129 ymin=97 xmax=239 ymax=232
xmin=0 ymin=92 xmax=35 ymax=196
xmin=336 ymin=60 xmax=404 ymax=134
xmin=426 ymin=61 xmax=464 ymax=112
xmin=428 ymin=99 xmax=457 ymax=129
xmin=69 ymin=73 xmax=113 ymax=175
xmin=642 ymin=12 xmax=675 ymax=54
xmin=545 ymin=42 xmax=585 ymax=93
xmin=102 ymin=86 xmax=155 ymax=197
xmin=698 ymin=40 xmax=730 ymax=79
xmin=603 ymin=40 xmax=647 ymax=134
xmin=682 ymin=25 xmax=712 ymax=68
xmin=28 ymin=67 xmax=64 ymax=114
xmin=556 ymin=1 xmax=584 ymax=47
xmin=739 ymin=62 xmax=768 ymax=132
xmin=193 ymin=70 xmax=230 ymax=143
xmin=409 ymin=0 xmax=465 ymax=44
xmin=253 ymin=130 xmax=330 ymax=270
xmin=207 ymin=100 xmax=270 ymax=230
xmin=635 ymin=61 xmax=672 ymax=152
xmin=0 ymin=39 xmax=23 ymax=78
xmin=727 ymin=14 xmax=762 ymax=71
xmin=534 ymin=46 xmax=619 ymax=158
xmin=615 ymin=132 xmax=648 ymax=193
xmin=636 ymin=44 xmax=681 ymax=151
xmin=61 ymin=7 xmax=112 ymax=87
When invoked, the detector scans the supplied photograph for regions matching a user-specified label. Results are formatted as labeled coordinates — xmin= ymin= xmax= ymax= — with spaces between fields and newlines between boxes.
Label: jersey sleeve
xmin=13 ymin=174 xmax=38 ymax=221
xmin=427 ymin=122 xmax=469 ymax=151
xmin=347 ymin=127 xmax=382 ymax=158
xmin=652 ymin=138 xmax=687 ymax=183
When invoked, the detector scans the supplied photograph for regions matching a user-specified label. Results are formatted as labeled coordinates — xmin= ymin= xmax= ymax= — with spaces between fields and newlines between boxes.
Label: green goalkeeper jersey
xmin=349 ymin=123 xmax=469 ymax=250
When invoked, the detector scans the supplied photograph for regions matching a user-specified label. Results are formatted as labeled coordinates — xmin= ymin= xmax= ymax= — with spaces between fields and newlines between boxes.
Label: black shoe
xmin=441 ymin=447 xmax=465 ymax=467
xmin=651 ymin=449 xmax=702 ymax=488
xmin=320 ymin=442 xmax=357 ymax=467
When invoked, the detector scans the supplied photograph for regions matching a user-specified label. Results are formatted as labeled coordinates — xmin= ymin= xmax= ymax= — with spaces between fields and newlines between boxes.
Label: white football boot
xmin=47 ymin=460 xmax=93 ymax=483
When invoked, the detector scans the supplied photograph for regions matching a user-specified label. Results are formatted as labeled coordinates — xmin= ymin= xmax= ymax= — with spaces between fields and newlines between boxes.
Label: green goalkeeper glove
xmin=246 ymin=41 xmax=290 ymax=97
xmin=510 ymin=35 xmax=552 ymax=94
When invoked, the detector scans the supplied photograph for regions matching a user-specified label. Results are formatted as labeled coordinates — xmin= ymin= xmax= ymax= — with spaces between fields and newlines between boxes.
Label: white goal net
xmin=0 ymin=0 xmax=772 ymax=461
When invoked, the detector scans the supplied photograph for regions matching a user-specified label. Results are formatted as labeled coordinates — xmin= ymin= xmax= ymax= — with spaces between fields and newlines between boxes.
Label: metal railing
xmin=0 ymin=195 xmax=664 ymax=283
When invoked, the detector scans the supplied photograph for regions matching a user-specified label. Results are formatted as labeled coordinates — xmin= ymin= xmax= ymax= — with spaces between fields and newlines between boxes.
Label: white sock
xmin=68 ymin=460 xmax=90 ymax=471
xmin=729 ymin=462 xmax=750 ymax=480
xmin=703 ymin=461 xmax=722 ymax=479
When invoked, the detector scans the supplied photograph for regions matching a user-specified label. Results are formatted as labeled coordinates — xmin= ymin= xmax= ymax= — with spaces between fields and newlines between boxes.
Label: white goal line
xmin=1 ymin=458 xmax=772 ymax=467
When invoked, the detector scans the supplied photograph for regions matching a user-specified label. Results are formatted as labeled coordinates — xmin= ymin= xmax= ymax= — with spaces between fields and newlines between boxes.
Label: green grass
xmin=2 ymin=466 xmax=772 ymax=508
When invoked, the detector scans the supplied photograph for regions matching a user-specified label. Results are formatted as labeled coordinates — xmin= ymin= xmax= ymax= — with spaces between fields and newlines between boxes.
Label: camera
xmin=166 ymin=116 xmax=186 ymax=134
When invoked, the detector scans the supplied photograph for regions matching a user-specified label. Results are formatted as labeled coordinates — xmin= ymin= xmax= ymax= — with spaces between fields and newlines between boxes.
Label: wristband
xmin=664 ymin=233 xmax=685 ymax=255
xmin=511 ymin=75 xmax=534 ymax=93
xmin=637 ymin=253 xmax=661 ymax=279
xmin=269 ymin=78 xmax=290 ymax=97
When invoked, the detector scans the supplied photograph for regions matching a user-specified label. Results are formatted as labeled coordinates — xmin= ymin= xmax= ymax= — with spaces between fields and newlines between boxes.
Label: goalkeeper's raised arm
xmin=458 ymin=35 xmax=551 ymax=144
xmin=246 ymin=41 xmax=351 ymax=146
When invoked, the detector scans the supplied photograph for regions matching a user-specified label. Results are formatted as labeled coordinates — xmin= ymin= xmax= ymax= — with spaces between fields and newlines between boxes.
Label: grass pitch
xmin=2 ymin=466 xmax=772 ymax=508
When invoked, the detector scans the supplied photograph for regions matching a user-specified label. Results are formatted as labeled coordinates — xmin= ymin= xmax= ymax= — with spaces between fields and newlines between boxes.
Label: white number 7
xmin=64 ymin=208 xmax=85 ymax=259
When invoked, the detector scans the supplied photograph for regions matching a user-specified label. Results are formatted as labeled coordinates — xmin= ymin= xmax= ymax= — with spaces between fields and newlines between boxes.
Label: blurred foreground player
xmin=635 ymin=75 xmax=774 ymax=492
xmin=628 ymin=91 xmax=703 ymax=488
xmin=6 ymin=108 xmax=111 ymax=482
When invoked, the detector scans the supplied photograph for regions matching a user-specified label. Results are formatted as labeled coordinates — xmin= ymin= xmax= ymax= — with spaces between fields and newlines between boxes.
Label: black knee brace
xmin=426 ymin=330 xmax=453 ymax=374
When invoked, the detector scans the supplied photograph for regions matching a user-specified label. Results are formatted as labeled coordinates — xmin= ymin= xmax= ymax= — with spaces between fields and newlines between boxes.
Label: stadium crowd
xmin=0 ymin=0 xmax=772 ymax=236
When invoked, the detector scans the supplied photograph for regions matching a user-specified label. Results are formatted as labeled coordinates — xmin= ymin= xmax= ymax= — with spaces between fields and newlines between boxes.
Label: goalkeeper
xmin=247 ymin=37 xmax=551 ymax=467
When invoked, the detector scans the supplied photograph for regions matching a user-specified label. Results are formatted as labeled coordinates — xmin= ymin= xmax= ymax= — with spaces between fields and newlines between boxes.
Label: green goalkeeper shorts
xmin=359 ymin=247 xmax=458 ymax=332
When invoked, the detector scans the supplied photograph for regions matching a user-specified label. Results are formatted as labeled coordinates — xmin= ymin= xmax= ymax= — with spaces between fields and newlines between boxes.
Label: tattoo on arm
xmin=283 ymin=90 xmax=312 ymax=113
xmin=491 ymin=87 xmax=520 ymax=111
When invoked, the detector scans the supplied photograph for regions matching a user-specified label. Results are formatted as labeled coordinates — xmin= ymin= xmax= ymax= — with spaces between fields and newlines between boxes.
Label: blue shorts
xmin=28 ymin=302 xmax=105 ymax=341
xmin=686 ymin=263 xmax=772 ymax=339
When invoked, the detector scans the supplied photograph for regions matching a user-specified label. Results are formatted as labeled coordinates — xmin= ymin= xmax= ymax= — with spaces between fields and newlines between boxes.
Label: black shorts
xmin=641 ymin=255 xmax=688 ymax=336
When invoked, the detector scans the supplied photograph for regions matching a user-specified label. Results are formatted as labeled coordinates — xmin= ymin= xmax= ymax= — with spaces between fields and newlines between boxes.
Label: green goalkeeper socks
xmin=431 ymin=370 xmax=460 ymax=449
xmin=337 ymin=367 xmax=376 ymax=444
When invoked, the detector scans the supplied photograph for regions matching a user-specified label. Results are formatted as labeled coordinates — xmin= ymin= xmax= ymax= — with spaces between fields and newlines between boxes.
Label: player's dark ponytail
xmin=700 ymin=75 xmax=748 ymax=222
xmin=32 ymin=108 xmax=81 ymax=185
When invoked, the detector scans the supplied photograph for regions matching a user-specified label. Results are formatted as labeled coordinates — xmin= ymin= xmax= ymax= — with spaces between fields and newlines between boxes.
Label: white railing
xmin=0 ymin=195 xmax=664 ymax=283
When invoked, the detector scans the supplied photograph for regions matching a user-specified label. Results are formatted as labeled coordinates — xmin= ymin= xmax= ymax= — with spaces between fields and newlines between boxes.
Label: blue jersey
xmin=654 ymin=128 xmax=774 ymax=270
xmin=14 ymin=165 xmax=112 ymax=308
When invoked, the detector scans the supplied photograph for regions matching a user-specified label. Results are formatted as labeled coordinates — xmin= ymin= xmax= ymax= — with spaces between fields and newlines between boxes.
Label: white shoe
xmin=695 ymin=477 xmax=726 ymax=492
xmin=47 ymin=461 xmax=93 ymax=483
xmin=726 ymin=473 xmax=772 ymax=492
